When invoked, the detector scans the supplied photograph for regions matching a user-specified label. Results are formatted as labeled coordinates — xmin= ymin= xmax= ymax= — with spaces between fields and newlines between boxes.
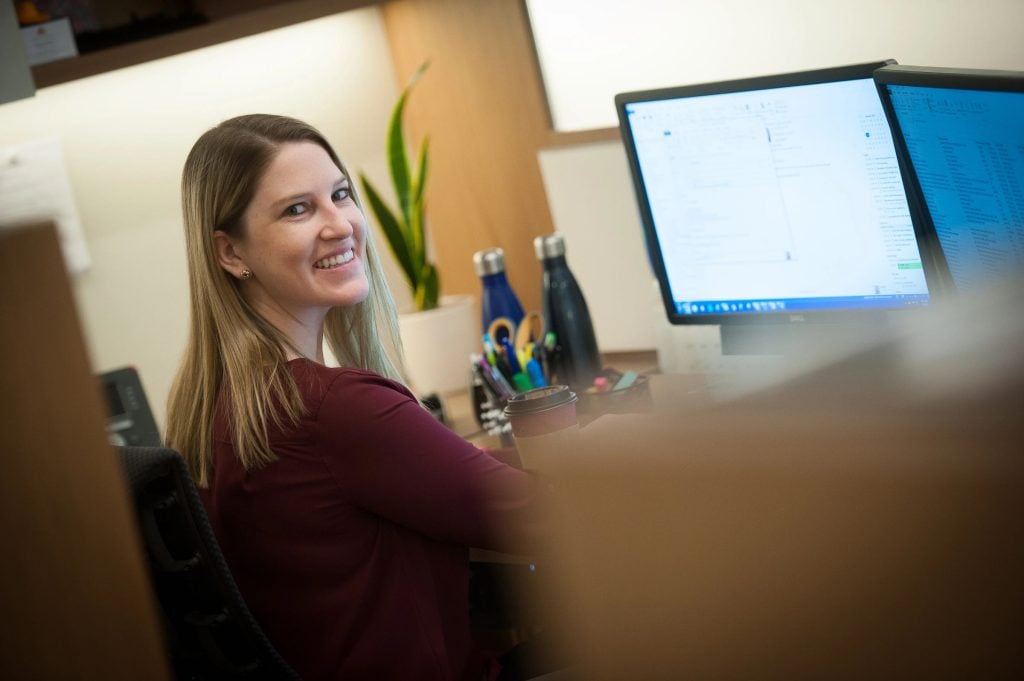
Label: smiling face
xmin=215 ymin=141 xmax=370 ymax=339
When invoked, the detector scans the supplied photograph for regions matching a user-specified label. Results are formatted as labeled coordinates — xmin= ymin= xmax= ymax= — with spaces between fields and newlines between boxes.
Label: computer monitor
xmin=874 ymin=65 xmax=1024 ymax=297
xmin=615 ymin=62 xmax=936 ymax=353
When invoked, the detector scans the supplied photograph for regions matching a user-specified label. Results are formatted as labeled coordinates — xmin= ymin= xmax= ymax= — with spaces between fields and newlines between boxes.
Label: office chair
xmin=116 ymin=446 xmax=302 ymax=681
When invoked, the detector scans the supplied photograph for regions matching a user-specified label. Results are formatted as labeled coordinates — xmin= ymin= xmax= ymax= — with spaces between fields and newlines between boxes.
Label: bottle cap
xmin=534 ymin=233 xmax=566 ymax=260
xmin=473 ymin=248 xmax=507 ymax=276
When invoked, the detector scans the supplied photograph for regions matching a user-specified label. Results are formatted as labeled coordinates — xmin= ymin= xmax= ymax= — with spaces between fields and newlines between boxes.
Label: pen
xmin=482 ymin=334 xmax=499 ymax=368
xmin=492 ymin=342 xmax=517 ymax=384
xmin=478 ymin=354 xmax=513 ymax=397
xmin=500 ymin=336 xmax=522 ymax=374
xmin=525 ymin=358 xmax=547 ymax=388
xmin=501 ymin=336 xmax=534 ymax=392
xmin=540 ymin=332 xmax=557 ymax=383
xmin=518 ymin=342 xmax=534 ymax=372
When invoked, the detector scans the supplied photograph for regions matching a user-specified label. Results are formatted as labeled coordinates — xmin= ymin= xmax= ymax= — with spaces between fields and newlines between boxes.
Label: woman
xmin=166 ymin=114 xmax=546 ymax=681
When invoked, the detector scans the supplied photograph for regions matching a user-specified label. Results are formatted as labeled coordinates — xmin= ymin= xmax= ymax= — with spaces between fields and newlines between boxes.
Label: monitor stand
xmin=719 ymin=314 xmax=891 ymax=357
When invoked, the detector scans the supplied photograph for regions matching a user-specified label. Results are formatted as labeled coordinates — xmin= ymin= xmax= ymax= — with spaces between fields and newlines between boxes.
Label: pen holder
xmin=468 ymin=356 xmax=514 ymax=445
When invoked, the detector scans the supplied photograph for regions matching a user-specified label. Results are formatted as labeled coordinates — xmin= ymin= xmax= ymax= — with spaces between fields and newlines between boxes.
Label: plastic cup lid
xmin=504 ymin=385 xmax=578 ymax=416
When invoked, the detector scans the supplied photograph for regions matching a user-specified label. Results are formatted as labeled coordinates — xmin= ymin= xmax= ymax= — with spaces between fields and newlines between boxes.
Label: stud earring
xmin=240 ymin=268 xmax=253 ymax=280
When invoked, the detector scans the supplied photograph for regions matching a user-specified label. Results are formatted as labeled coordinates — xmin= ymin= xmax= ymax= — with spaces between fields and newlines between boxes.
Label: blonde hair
xmin=166 ymin=114 xmax=406 ymax=487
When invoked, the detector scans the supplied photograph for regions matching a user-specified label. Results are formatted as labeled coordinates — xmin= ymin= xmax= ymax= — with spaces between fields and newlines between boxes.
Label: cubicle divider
xmin=0 ymin=222 xmax=168 ymax=678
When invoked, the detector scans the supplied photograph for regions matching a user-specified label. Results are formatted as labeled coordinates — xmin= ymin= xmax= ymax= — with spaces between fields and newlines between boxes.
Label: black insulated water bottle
xmin=534 ymin=233 xmax=601 ymax=390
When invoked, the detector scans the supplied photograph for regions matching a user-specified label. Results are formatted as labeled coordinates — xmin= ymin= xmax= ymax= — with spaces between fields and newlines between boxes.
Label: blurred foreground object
xmin=0 ymin=223 xmax=168 ymax=678
xmin=531 ymin=277 xmax=1024 ymax=680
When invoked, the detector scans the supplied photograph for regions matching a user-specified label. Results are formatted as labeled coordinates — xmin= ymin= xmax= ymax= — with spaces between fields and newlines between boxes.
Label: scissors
xmin=487 ymin=317 xmax=516 ymax=346
xmin=514 ymin=312 xmax=544 ymax=358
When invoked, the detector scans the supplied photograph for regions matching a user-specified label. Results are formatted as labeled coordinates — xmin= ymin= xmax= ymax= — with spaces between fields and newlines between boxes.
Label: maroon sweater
xmin=202 ymin=359 xmax=543 ymax=681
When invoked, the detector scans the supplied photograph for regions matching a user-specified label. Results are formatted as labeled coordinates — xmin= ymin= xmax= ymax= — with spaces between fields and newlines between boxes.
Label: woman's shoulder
xmin=287 ymin=358 xmax=417 ymax=416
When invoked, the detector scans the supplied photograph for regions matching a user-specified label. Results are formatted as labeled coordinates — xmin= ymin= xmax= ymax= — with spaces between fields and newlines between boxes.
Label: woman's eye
xmin=332 ymin=187 xmax=351 ymax=202
xmin=284 ymin=203 xmax=308 ymax=217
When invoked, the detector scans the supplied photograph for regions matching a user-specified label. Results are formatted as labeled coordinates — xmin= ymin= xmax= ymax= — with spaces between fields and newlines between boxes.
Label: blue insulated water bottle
xmin=474 ymin=248 xmax=525 ymax=333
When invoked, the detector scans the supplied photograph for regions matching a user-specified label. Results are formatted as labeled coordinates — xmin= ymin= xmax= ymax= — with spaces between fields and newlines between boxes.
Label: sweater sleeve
xmin=313 ymin=369 xmax=546 ymax=553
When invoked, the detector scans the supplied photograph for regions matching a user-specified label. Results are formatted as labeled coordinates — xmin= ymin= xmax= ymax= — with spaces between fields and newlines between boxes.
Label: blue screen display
xmin=886 ymin=85 xmax=1024 ymax=293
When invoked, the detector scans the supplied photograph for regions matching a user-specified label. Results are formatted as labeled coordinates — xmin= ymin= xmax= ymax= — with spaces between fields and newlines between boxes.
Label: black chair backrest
xmin=116 ymin=446 xmax=302 ymax=681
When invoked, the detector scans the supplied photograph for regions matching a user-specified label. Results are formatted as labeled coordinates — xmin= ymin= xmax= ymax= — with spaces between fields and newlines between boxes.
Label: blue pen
xmin=489 ymin=338 xmax=517 ymax=384
xmin=500 ymin=336 xmax=522 ymax=374
xmin=525 ymin=358 xmax=547 ymax=387
xmin=500 ymin=336 xmax=534 ymax=391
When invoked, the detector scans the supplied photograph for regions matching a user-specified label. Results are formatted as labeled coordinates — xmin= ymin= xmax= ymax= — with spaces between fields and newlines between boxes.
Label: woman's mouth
xmin=314 ymin=250 xmax=354 ymax=269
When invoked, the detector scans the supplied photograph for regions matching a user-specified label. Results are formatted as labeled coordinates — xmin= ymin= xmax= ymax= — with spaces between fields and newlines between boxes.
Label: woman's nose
xmin=319 ymin=204 xmax=355 ymax=239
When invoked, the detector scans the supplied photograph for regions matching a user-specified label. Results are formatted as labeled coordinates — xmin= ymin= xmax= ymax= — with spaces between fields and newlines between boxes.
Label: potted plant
xmin=359 ymin=61 xmax=439 ymax=312
xmin=359 ymin=62 xmax=476 ymax=395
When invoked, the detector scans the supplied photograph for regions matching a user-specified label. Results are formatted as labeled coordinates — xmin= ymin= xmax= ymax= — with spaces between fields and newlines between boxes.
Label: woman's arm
xmin=481 ymin=446 xmax=522 ymax=469
xmin=314 ymin=370 xmax=547 ymax=553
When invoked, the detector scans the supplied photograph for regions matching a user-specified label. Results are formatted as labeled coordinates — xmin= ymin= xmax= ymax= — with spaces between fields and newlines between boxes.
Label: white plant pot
xmin=398 ymin=294 xmax=478 ymax=396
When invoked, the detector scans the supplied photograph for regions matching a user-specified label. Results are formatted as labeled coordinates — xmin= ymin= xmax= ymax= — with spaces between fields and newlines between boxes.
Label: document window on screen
xmin=624 ymin=77 xmax=931 ymax=316
xmin=885 ymin=85 xmax=1024 ymax=294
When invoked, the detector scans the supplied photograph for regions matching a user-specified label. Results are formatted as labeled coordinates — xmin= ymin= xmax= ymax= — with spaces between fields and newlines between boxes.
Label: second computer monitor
xmin=616 ymin=61 xmax=934 ymax=326
xmin=874 ymin=65 xmax=1024 ymax=296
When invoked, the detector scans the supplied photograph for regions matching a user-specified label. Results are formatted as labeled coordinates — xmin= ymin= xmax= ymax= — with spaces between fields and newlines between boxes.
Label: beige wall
xmin=529 ymin=0 xmax=1024 ymax=131
xmin=0 ymin=7 xmax=403 ymax=430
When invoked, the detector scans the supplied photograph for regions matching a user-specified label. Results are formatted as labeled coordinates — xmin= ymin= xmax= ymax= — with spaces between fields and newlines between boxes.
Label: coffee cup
xmin=504 ymin=385 xmax=579 ymax=471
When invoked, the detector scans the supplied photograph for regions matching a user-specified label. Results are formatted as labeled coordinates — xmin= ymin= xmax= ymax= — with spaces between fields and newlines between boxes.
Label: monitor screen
xmin=616 ymin=62 xmax=932 ymax=325
xmin=875 ymin=66 xmax=1024 ymax=296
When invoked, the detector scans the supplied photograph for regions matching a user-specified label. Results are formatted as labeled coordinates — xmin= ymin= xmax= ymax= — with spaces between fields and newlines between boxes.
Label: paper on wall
xmin=0 ymin=138 xmax=90 ymax=275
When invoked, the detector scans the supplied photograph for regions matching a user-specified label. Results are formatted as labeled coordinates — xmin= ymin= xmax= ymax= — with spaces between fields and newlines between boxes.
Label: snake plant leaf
xmin=359 ymin=60 xmax=437 ymax=312
xmin=415 ymin=262 xmax=440 ymax=311
xmin=387 ymin=88 xmax=412 ymax=231
xmin=412 ymin=135 xmax=430 ymax=207
xmin=358 ymin=173 xmax=417 ymax=289
xmin=409 ymin=208 xmax=425 ymax=275
xmin=410 ymin=136 xmax=430 ymax=259
xmin=388 ymin=62 xmax=429 ymax=233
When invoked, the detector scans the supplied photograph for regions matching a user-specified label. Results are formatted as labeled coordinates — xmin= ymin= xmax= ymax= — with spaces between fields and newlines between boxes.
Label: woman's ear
xmin=213 ymin=231 xmax=247 ymax=278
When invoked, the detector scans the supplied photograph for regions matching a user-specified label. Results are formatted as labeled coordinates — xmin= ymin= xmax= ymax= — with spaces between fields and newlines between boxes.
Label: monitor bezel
xmin=873 ymin=64 xmax=1024 ymax=297
xmin=615 ymin=60 xmax=938 ymax=327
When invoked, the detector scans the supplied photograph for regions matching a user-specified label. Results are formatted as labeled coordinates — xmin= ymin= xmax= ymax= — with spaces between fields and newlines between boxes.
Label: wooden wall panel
xmin=0 ymin=224 xmax=169 ymax=679
xmin=381 ymin=0 xmax=555 ymax=312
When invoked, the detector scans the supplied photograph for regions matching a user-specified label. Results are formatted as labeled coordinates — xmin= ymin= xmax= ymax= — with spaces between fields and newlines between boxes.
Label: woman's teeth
xmin=314 ymin=251 xmax=354 ymax=269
